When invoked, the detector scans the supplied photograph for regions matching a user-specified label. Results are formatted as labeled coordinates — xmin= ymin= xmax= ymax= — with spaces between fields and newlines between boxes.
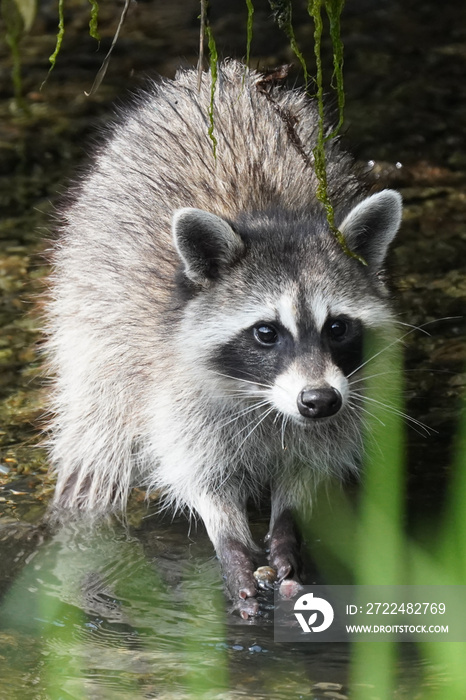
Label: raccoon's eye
xmin=253 ymin=324 xmax=278 ymax=346
xmin=327 ymin=318 xmax=349 ymax=341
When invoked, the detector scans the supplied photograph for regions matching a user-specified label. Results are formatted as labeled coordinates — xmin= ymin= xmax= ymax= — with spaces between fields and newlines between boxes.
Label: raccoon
xmin=45 ymin=60 xmax=402 ymax=617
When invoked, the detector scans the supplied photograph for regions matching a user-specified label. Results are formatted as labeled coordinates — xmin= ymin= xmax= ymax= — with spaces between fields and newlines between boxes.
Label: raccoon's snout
xmin=297 ymin=387 xmax=342 ymax=419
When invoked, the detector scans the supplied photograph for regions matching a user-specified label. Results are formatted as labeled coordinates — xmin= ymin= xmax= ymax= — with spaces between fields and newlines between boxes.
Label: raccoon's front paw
xmin=267 ymin=509 xmax=302 ymax=584
xmin=220 ymin=538 xmax=259 ymax=617
xmin=269 ymin=544 xmax=301 ymax=584
xmin=230 ymin=572 xmax=259 ymax=619
xmin=235 ymin=570 xmax=257 ymax=601
xmin=236 ymin=595 xmax=260 ymax=619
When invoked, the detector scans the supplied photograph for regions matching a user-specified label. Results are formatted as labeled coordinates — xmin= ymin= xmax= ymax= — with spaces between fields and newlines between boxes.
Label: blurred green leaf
xmin=13 ymin=0 xmax=36 ymax=32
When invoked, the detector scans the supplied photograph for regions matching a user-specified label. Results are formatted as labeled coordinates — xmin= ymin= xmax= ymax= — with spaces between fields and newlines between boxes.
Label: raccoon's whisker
xmin=211 ymin=369 xmax=271 ymax=388
xmin=225 ymin=367 xmax=276 ymax=387
xmin=352 ymin=391 xmax=428 ymax=427
xmin=346 ymin=337 xmax=405 ymax=379
xmin=349 ymin=371 xmax=397 ymax=386
xmin=210 ymin=388 xmax=264 ymax=396
xmin=216 ymin=400 xmax=272 ymax=429
xmin=351 ymin=414 xmax=385 ymax=459
xmin=394 ymin=316 xmax=462 ymax=335
xmin=349 ymin=367 xmax=454 ymax=386
xmin=216 ymin=410 xmax=268 ymax=433
xmin=225 ymin=402 xmax=275 ymax=444
xmin=350 ymin=392 xmax=435 ymax=435
xmin=216 ymin=390 xmax=266 ymax=400
xmin=347 ymin=400 xmax=386 ymax=427
xmin=229 ymin=405 xmax=276 ymax=456
xmin=280 ymin=415 xmax=288 ymax=450
xmin=394 ymin=321 xmax=431 ymax=336
xmin=346 ymin=409 xmax=369 ymax=443
xmin=222 ymin=387 xmax=266 ymax=394
xmin=349 ymin=317 xmax=463 ymax=379
xmin=211 ymin=370 xmax=273 ymax=390
xmin=234 ymin=406 xmax=276 ymax=454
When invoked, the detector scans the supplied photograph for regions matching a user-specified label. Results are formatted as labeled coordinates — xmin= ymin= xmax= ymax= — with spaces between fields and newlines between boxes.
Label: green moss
xmin=206 ymin=23 xmax=219 ymax=158
xmin=41 ymin=0 xmax=65 ymax=88
xmin=245 ymin=0 xmax=254 ymax=67
xmin=269 ymin=0 xmax=309 ymax=87
xmin=199 ymin=0 xmax=218 ymax=156
xmin=308 ymin=0 xmax=366 ymax=264
xmin=88 ymin=0 xmax=100 ymax=42
xmin=325 ymin=0 xmax=345 ymax=138
xmin=265 ymin=1 xmax=361 ymax=262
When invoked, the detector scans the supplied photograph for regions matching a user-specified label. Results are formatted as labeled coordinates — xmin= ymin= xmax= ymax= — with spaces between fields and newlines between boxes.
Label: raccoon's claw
xmin=238 ymin=581 xmax=257 ymax=599
xmin=272 ymin=554 xmax=303 ymax=599
xmin=269 ymin=548 xmax=300 ymax=583
xmin=279 ymin=556 xmax=302 ymax=584
xmin=276 ymin=561 xmax=292 ymax=581
xmin=238 ymin=597 xmax=260 ymax=619
xmin=278 ymin=578 xmax=303 ymax=599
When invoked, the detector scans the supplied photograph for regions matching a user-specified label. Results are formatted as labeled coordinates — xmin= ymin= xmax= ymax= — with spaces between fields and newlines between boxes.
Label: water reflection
xmin=0 ymin=517 xmax=359 ymax=699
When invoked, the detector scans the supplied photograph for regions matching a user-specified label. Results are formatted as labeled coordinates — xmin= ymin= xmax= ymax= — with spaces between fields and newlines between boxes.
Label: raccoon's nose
xmin=297 ymin=387 xmax=342 ymax=419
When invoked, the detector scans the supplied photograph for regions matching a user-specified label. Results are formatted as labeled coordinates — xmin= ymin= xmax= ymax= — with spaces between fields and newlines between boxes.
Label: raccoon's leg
xmin=217 ymin=537 xmax=260 ymax=618
xmin=195 ymin=495 xmax=260 ymax=617
xmin=267 ymin=508 xmax=303 ymax=598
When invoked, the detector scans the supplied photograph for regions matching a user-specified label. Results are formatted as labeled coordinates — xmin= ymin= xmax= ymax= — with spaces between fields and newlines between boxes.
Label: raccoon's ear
xmin=339 ymin=190 xmax=402 ymax=268
xmin=172 ymin=208 xmax=245 ymax=284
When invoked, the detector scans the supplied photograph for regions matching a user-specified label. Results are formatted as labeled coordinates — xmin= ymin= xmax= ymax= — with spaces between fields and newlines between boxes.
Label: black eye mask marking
xmin=209 ymin=321 xmax=292 ymax=386
xmin=209 ymin=316 xmax=364 ymax=392
xmin=322 ymin=316 xmax=364 ymax=377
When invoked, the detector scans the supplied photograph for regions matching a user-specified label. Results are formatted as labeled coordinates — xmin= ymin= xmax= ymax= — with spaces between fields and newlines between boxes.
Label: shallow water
xmin=0 ymin=0 xmax=465 ymax=697
xmin=0 ymin=514 xmax=429 ymax=700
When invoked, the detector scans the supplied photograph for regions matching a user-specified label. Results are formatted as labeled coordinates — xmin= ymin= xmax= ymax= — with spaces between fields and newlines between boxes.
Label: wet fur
xmin=44 ymin=61 xmax=402 ymax=609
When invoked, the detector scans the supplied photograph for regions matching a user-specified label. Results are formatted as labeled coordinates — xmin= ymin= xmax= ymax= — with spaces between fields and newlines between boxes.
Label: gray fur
xmin=44 ymin=61 xmax=402 ymax=603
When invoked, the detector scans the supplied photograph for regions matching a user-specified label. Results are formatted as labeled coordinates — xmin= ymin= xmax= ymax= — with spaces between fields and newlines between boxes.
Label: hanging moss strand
xmin=245 ymin=0 xmax=254 ymax=67
xmin=205 ymin=22 xmax=219 ymax=158
xmin=48 ymin=0 xmax=65 ymax=70
xmin=88 ymin=0 xmax=100 ymax=42
xmin=308 ymin=0 xmax=366 ymax=264
xmin=41 ymin=0 xmax=65 ymax=88
xmin=269 ymin=0 xmax=309 ymax=88
xmin=325 ymin=0 xmax=345 ymax=139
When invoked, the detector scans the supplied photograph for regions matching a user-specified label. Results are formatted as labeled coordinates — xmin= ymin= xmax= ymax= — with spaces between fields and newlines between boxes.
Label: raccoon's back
xmin=52 ymin=61 xmax=358 ymax=306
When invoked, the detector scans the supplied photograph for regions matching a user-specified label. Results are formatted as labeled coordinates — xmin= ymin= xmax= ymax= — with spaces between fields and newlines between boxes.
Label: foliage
xmin=88 ymin=0 xmax=100 ymax=41
xmin=269 ymin=0 xmax=309 ymax=85
xmin=304 ymin=336 xmax=466 ymax=699
xmin=1 ymin=0 xmax=33 ymax=104
xmin=42 ymin=0 xmax=65 ymax=86
xmin=2 ymin=0 xmax=357 ymax=260
xmin=266 ymin=0 xmax=363 ymax=261
xmin=245 ymin=0 xmax=254 ymax=68
xmin=199 ymin=0 xmax=219 ymax=158
xmin=307 ymin=0 xmax=366 ymax=263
